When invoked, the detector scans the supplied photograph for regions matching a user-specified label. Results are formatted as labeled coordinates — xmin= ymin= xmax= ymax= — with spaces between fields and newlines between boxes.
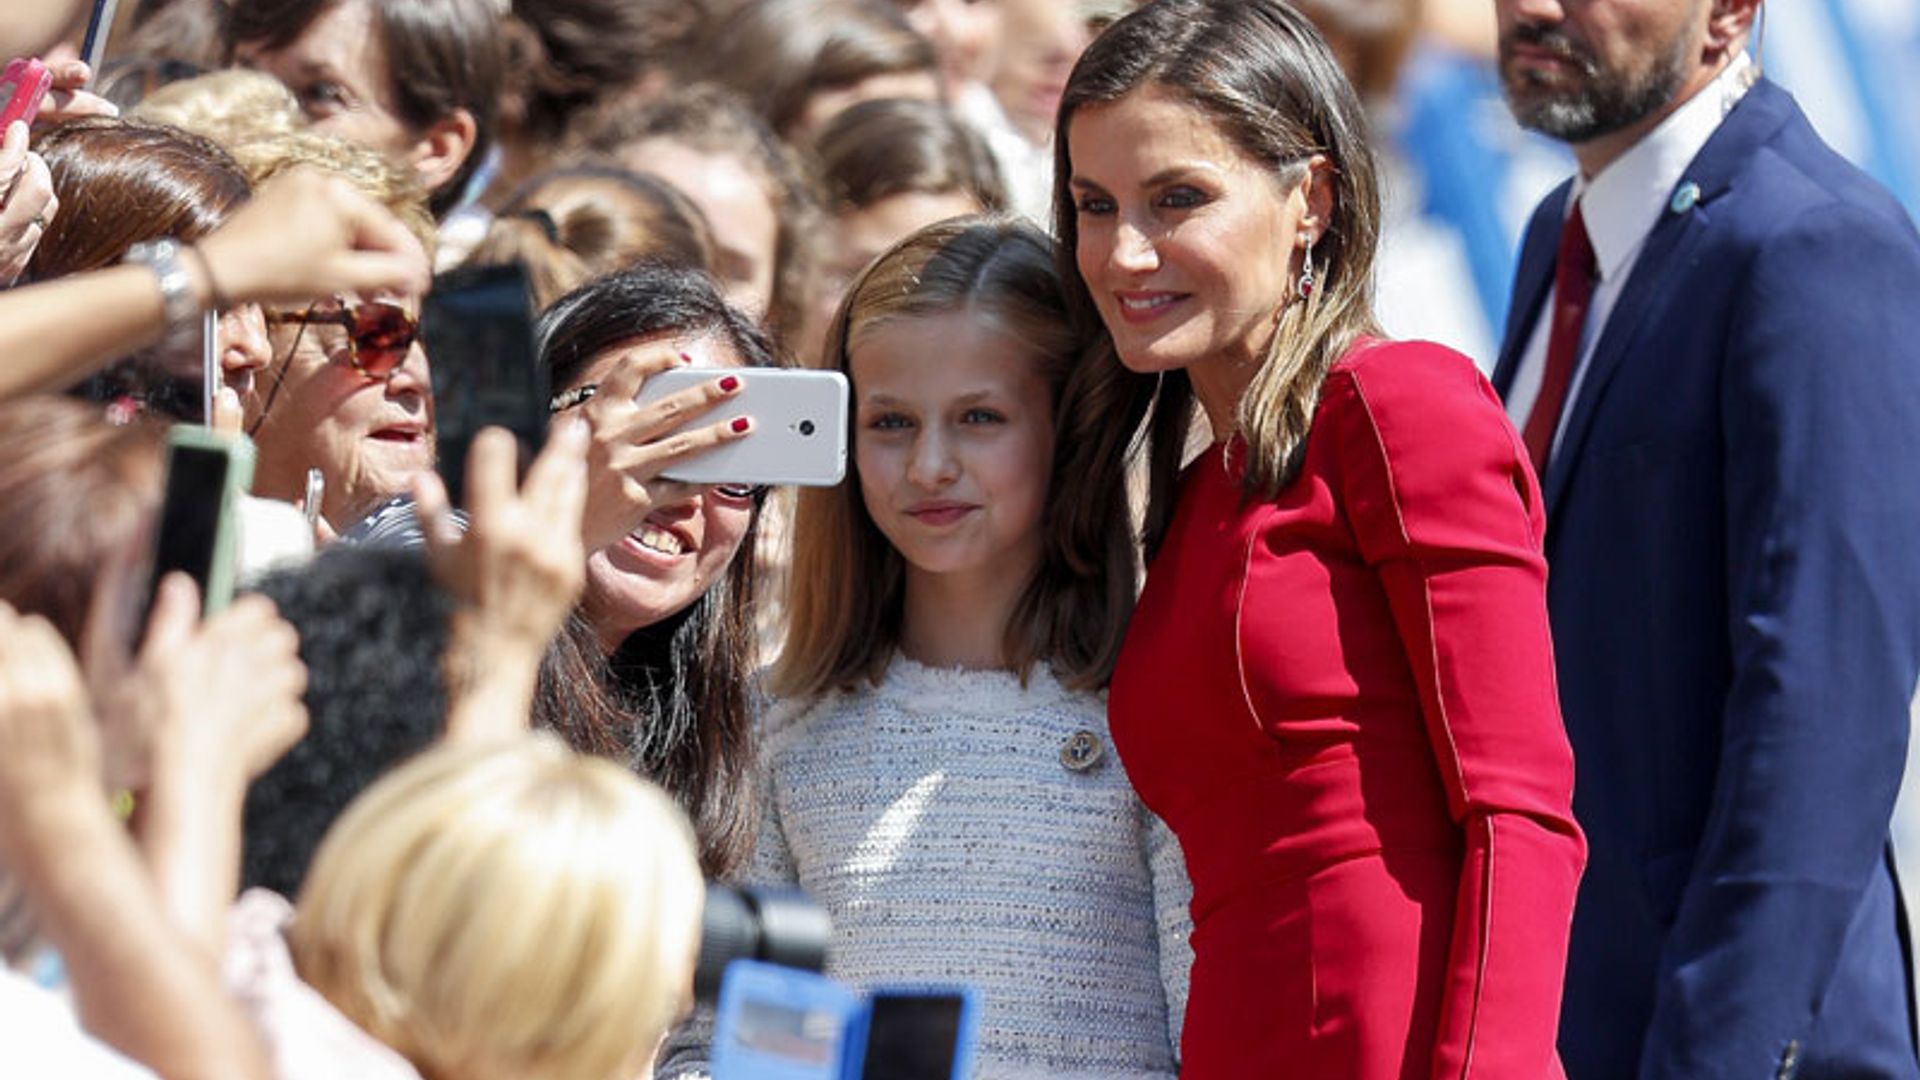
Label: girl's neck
xmin=897 ymin=554 xmax=1037 ymax=672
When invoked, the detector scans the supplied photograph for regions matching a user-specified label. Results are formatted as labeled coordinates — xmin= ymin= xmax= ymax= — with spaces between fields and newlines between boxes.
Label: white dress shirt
xmin=1506 ymin=54 xmax=1756 ymax=450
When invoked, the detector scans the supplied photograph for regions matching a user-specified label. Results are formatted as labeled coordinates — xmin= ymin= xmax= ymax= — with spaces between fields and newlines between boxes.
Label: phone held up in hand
xmin=143 ymin=426 xmax=254 ymax=628
xmin=710 ymin=959 xmax=977 ymax=1080
xmin=421 ymin=262 xmax=548 ymax=508
xmin=634 ymin=367 xmax=849 ymax=488
xmin=0 ymin=59 xmax=52 ymax=129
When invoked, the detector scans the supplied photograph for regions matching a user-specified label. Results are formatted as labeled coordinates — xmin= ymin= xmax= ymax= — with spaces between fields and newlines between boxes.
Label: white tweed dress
xmin=745 ymin=656 xmax=1191 ymax=1080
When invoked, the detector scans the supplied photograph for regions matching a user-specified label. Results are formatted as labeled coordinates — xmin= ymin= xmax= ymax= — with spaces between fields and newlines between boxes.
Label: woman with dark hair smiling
xmin=226 ymin=0 xmax=505 ymax=217
xmin=538 ymin=264 xmax=779 ymax=876
xmin=1056 ymin=1 xmax=1585 ymax=1076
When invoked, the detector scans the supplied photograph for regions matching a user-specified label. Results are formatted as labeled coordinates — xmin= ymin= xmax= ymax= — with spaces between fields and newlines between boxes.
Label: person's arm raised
xmin=0 ymin=603 xmax=273 ymax=1080
xmin=0 ymin=167 xmax=429 ymax=402
xmin=419 ymin=422 xmax=590 ymax=743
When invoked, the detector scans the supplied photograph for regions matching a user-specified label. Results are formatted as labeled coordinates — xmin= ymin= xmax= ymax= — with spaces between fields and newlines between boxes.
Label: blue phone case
xmin=712 ymin=960 xmax=865 ymax=1080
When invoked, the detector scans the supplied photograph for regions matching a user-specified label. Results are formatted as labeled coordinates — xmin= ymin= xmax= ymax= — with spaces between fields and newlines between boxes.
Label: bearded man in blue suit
xmin=1490 ymin=0 xmax=1920 ymax=1075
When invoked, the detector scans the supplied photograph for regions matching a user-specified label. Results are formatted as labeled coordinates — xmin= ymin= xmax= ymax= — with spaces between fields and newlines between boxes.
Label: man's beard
xmin=1499 ymin=20 xmax=1695 ymax=144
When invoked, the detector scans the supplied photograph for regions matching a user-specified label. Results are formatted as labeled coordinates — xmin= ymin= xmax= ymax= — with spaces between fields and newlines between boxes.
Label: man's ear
xmin=407 ymin=108 xmax=479 ymax=195
xmin=1706 ymin=0 xmax=1762 ymax=57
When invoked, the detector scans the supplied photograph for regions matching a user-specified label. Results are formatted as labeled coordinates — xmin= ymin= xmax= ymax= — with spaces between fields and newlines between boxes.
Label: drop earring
xmin=1296 ymin=234 xmax=1317 ymax=301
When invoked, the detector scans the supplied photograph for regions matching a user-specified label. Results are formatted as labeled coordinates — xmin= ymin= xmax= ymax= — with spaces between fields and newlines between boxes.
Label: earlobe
xmin=408 ymin=109 xmax=479 ymax=194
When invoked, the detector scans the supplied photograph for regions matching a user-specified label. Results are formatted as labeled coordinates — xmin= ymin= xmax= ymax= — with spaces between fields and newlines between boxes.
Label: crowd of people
xmin=2 ymin=0 xmax=1918 ymax=1078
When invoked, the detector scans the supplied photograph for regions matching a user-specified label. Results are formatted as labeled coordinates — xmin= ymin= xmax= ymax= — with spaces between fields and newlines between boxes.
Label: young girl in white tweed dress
xmin=749 ymin=217 xmax=1191 ymax=1079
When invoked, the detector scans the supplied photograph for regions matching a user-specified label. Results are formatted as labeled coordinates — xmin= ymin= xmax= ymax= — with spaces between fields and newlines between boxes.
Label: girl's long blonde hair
xmin=1052 ymin=0 xmax=1384 ymax=558
xmin=772 ymin=217 xmax=1139 ymax=699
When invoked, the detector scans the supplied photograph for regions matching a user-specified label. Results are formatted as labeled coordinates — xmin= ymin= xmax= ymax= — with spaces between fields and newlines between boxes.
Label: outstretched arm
xmin=0 ymin=168 xmax=428 ymax=403
xmin=0 ymin=604 xmax=272 ymax=1080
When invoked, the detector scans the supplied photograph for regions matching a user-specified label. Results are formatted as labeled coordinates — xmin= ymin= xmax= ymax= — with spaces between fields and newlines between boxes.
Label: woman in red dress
xmin=1052 ymin=2 xmax=1586 ymax=1076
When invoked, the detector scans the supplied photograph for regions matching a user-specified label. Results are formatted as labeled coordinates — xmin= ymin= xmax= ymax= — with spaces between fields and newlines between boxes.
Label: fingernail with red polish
xmin=730 ymin=416 xmax=752 ymax=433
xmin=677 ymin=352 xmax=694 ymax=365
xmin=719 ymin=375 xmax=740 ymax=393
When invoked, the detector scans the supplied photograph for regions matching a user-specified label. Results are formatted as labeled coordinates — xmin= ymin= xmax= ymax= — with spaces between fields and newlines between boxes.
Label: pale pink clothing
xmin=224 ymin=889 xmax=423 ymax=1080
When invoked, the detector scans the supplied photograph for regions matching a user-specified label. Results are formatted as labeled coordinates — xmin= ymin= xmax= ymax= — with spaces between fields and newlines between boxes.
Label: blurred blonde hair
xmin=289 ymin=734 xmax=705 ymax=1080
xmin=129 ymin=68 xmax=303 ymax=149
xmin=230 ymin=130 xmax=440 ymax=259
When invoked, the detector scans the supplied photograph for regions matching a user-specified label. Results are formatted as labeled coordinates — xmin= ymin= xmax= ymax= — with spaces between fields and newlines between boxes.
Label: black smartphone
xmin=858 ymin=992 xmax=973 ymax=1080
xmin=420 ymin=262 xmax=547 ymax=508
xmin=143 ymin=426 xmax=254 ymax=629
xmin=81 ymin=0 xmax=122 ymax=75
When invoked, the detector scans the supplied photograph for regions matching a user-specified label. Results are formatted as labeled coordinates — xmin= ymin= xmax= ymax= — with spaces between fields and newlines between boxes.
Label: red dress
xmin=1110 ymin=340 xmax=1585 ymax=1079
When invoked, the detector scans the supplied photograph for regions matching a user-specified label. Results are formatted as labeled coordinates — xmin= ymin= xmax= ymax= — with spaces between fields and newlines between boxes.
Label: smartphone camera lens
xmin=798 ymin=420 xmax=816 ymax=437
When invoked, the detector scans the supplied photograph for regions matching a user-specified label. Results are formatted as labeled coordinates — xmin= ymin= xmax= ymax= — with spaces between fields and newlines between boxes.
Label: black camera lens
xmin=798 ymin=419 xmax=816 ymax=437
xmin=694 ymin=884 xmax=831 ymax=1002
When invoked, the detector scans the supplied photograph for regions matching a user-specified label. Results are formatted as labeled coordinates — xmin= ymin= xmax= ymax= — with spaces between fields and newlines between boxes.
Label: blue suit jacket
xmin=1493 ymin=79 xmax=1920 ymax=1080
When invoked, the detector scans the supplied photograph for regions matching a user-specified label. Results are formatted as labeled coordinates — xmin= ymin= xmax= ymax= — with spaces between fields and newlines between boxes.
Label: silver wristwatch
xmin=124 ymin=238 xmax=202 ymax=334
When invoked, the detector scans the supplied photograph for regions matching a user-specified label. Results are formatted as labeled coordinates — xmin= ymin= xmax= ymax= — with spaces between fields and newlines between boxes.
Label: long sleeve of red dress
xmin=1328 ymin=344 xmax=1587 ymax=1079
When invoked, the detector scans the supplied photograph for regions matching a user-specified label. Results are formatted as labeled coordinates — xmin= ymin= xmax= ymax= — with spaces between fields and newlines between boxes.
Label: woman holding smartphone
xmin=536 ymin=264 xmax=777 ymax=877
xmin=1055 ymin=2 xmax=1585 ymax=1077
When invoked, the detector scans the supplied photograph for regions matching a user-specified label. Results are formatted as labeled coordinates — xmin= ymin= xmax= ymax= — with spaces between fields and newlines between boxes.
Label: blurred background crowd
xmin=2 ymin=0 xmax=1918 ymax=1075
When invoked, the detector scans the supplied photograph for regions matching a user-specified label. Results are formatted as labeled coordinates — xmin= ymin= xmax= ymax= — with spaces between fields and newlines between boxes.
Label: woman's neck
xmin=897 ymin=553 xmax=1037 ymax=672
xmin=1187 ymin=339 xmax=1268 ymax=441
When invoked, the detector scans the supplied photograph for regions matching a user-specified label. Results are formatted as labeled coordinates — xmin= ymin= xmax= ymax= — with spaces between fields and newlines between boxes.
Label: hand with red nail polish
xmin=568 ymin=340 xmax=760 ymax=552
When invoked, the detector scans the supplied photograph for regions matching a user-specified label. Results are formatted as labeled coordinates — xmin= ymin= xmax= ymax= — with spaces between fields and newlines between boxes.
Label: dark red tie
xmin=1522 ymin=200 xmax=1597 ymax=475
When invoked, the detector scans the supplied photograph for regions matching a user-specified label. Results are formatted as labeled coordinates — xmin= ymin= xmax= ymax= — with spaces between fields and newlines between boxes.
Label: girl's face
xmin=1067 ymin=83 xmax=1310 ymax=377
xmin=850 ymin=310 xmax=1054 ymax=588
xmin=577 ymin=336 xmax=758 ymax=650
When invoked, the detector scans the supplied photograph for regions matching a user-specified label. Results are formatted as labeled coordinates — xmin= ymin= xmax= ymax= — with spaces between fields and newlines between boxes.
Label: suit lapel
xmin=1540 ymin=79 xmax=1801 ymax=516
xmin=1493 ymin=184 xmax=1571 ymax=395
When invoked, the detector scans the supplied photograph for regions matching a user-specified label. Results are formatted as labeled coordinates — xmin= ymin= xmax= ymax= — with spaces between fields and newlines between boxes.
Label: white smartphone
xmin=634 ymin=367 xmax=848 ymax=487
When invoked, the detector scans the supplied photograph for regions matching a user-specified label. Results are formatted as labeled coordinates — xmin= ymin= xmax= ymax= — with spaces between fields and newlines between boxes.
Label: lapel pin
xmin=1669 ymin=181 xmax=1701 ymax=214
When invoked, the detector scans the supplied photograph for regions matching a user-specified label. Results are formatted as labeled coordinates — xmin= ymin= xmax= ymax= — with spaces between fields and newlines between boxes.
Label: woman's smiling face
xmin=574 ymin=335 xmax=758 ymax=649
xmin=1067 ymin=83 xmax=1309 ymax=377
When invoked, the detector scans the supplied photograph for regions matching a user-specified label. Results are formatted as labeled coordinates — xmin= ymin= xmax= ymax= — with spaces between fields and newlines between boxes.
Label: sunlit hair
xmin=26 ymin=119 xmax=251 ymax=421
xmin=773 ymin=216 xmax=1135 ymax=699
xmin=29 ymin=118 xmax=250 ymax=280
xmin=1052 ymin=0 xmax=1382 ymax=556
xmin=809 ymin=96 xmax=1006 ymax=214
xmin=465 ymin=165 xmax=717 ymax=310
xmin=230 ymin=128 xmax=439 ymax=257
xmin=289 ymin=733 xmax=704 ymax=1080
xmin=130 ymin=68 xmax=304 ymax=149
